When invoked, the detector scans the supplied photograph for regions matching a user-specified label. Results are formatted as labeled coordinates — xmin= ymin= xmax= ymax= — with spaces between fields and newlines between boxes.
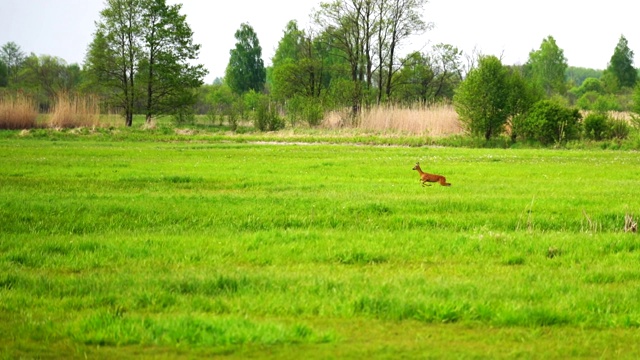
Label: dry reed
xmin=0 ymin=93 xmax=38 ymax=129
xmin=49 ymin=93 xmax=101 ymax=128
xmin=323 ymin=103 xmax=463 ymax=136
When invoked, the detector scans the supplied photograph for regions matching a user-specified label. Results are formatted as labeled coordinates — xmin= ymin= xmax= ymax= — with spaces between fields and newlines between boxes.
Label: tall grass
xmin=48 ymin=92 xmax=101 ymax=128
xmin=323 ymin=102 xmax=463 ymax=136
xmin=0 ymin=93 xmax=38 ymax=129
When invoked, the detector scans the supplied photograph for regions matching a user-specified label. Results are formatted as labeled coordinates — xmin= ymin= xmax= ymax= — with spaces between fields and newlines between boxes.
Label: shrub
xmin=226 ymin=99 xmax=243 ymax=132
xmin=577 ymin=92 xmax=621 ymax=112
xmin=172 ymin=107 xmax=195 ymax=126
xmin=285 ymin=96 xmax=303 ymax=127
xmin=576 ymin=91 xmax=599 ymax=110
xmin=593 ymin=94 xmax=620 ymax=112
xmin=607 ymin=119 xmax=630 ymax=140
xmin=515 ymin=100 xmax=582 ymax=145
xmin=285 ymin=96 xmax=324 ymax=127
xmin=583 ymin=112 xmax=609 ymax=140
xmin=303 ymin=99 xmax=324 ymax=127
xmin=583 ymin=112 xmax=630 ymax=141
xmin=254 ymin=98 xmax=284 ymax=131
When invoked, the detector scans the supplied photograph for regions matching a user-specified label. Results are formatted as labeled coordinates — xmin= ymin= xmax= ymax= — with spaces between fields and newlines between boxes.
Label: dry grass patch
xmin=0 ymin=93 xmax=38 ymax=129
xmin=49 ymin=93 xmax=101 ymax=129
xmin=323 ymin=103 xmax=463 ymax=136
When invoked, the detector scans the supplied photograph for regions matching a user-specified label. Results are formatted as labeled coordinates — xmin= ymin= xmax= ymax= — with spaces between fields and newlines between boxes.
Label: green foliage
xmin=515 ymin=100 xmax=582 ymax=145
xmin=13 ymin=54 xmax=82 ymax=110
xmin=324 ymin=77 xmax=357 ymax=110
xmin=583 ymin=112 xmax=630 ymax=141
xmin=272 ymin=21 xmax=304 ymax=66
xmin=583 ymin=112 xmax=609 ymax=140
xmin=577 ymin=91 xmax=620 ymax=111
xmin=607 ymin=35 xmax=637 ymax=89
xmin=454 ymin=56 xmax=511 ymax=140
xmin=392 ymin=51 xmax=435 ymax=103
xmin=0 ymin=59 xmax=8 ymax=87
xmin=601 ymin=70 xmax=621 ymax=93
xmin=570 ymin=77 xmax=604 ymax=99
xmin=137 ymin=0 xmax=207 ymax=122
xmin=172 ymin=100 xmax=196 ymax=125
xmin=393 ymin=45 xmax=463 ymax=104
xmin=205 ymin=84 xmax=244 ymax=131
xmin=286 ymin=96 xmax=324 ymax=127
xmin=86 ymin=0 xmax=206 ymax=126
xmin=225 ymin=23 xmax=266 ymax=94
xmin=608 ymin=118 xmax=630 ymax=140
xmin=269 ymin=21 xmax=310 ymax=101
xmin=253 ymin=95 xmax=284 ymax=131
xmin=633 ymin=83 xmax=640 ymax=115
xmin=0 ymin=41 xmax=25 ymax=85
xmin=566 ymin=67 xmax=602 ymax=87
xmin=524 ymin=36 xmax=568 ymax=96
xmin=303 ymin=101 xmax=324 ymax=127
xmin=505 ymin=66 xmax=543 ymax=120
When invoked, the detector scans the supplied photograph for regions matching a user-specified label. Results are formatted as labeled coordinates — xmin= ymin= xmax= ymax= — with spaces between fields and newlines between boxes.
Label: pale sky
xmin=2 ymin=0 xmax=638 ymax=84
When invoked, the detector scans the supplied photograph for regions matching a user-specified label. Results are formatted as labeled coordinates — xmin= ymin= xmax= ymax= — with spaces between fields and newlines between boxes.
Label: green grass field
xmin=2 ymin=133 xmax=640 ymax=359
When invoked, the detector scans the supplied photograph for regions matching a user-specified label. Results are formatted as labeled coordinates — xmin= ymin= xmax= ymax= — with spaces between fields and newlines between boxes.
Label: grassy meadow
xmin=2 ymin=133 xmax=640 ymax=358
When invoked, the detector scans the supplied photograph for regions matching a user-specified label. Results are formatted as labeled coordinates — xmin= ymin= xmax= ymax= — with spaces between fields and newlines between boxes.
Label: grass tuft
xmin=48 ymin=92 xmax=101 ymax=128
xmin=0 ymin=93 xmax=38 ymax=129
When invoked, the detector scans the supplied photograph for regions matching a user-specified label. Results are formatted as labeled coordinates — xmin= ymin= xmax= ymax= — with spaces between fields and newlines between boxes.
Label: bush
xmin=515 ymin=100 xmax=582 ymax=145
xmin=285 ymin=96 xmax=324 ymax=127
xmin=576 ymin=92 xmax=620 ymax=112
xmin=254 ymin=98 xmax=284 ymax=132
xmin=226 ymin=99 xmax=244 ymax=132
xmin=172 ymin=106 xmax=195 ymax=126
xmin=583 ymin=112 xmax=630 ymax=141
xmin=583 ymin=112 xmax=609 ymax=140
xmin=607 ymin=119 xmax=630 ymax=140
xmin=303 ymin=99 xmax=324 ymax=127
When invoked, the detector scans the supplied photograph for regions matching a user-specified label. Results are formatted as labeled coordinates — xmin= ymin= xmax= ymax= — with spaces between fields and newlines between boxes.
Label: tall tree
xmin=391 ymin=51 xmax=434 ymax=104
xmin=225 ymin=23 xmax=266 ymax=94
xmin=377 ymin=0 xmax=429 ymax=102
xmin=607 ymin=35 xmax=637 ymax=89
xmin=0 ymin=42 xmax=26 ymax=86
xmin=454 ymin=55 xmax=511 ymax=140
xmin=314 ymin=0 xmax=371 ymax=115
xmin=138 ymin=0 xmax=207 ymax=123
xmin=270 ymin=20 xmax=306 ymax=100
xmin=524 ymin=36 xmax=568 ymax=97
xmin=86 ymin=0 xmax=143 ymax=126
xmin=392 ymin=44 xmax=463 ymax=104
xmin=85 ymin=0 xmax=205 ymax=126
xmin=270 ymin=21 xmax=327 ymax=101
xmin=18 ymin=54 xmax=83 ymax=108
xmin=272 ymin=20 xmax=305 ymax=66
xmin=314 ymin=0 xmax=429 ymax=110
xmin=20 ymin=55 xmax=73 ymax=96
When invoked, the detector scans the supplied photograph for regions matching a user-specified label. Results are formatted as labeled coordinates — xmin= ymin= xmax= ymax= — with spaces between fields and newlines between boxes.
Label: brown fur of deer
xmin=412 ymin=162 xmax=451 ymax=187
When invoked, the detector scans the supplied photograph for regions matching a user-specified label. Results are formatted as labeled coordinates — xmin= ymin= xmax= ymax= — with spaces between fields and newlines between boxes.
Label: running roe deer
xmin=412 ymin=162 xmax=451 ymax=187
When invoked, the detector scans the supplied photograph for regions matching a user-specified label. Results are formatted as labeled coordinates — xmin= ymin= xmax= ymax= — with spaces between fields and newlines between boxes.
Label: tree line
xmin=1 ymin=0 xmax=639 ymax=141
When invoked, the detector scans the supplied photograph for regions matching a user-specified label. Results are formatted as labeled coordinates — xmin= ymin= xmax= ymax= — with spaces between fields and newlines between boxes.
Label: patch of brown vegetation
xmin=0 ymin=93 xmax=38 ymax=129
xmin=49 ymin=92 xmax=101 ymax=128
xmin=322 ymin=103 xmax=463 ymax=136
